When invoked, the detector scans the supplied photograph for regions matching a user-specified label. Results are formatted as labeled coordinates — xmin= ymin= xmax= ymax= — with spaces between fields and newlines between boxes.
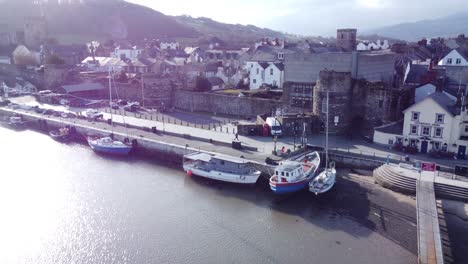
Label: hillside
xmin=174 ymin=16 xmax=289 ymax=44
xmin=0 ymin=0 xmax=198 ymax=43
xmin=0 ymin=0 xmax=290 ymax=45
xmin=365 ymin=13 xmax=468 ymax=41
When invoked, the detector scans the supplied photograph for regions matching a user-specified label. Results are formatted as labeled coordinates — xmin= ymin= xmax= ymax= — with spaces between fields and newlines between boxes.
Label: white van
xmin=266 ymin=117 xmax=282 ymax=136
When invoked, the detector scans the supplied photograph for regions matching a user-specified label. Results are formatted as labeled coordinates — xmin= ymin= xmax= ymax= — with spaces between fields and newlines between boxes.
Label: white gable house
xmin=374 ymin=91 xmax=468 ymax=159
xmin=247 ymin=61 xmax=284 ymax=90
xmin=438 ymin=49 xmax=468 ymax=67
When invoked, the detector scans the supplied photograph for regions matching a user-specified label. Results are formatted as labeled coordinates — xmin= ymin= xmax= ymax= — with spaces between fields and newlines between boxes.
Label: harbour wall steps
xmin=373 ymin=164 xmax=468 ymax=202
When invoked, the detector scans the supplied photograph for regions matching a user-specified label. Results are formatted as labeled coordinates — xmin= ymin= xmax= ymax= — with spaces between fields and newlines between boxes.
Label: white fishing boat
xmin=1 ymin=115 xmax=27 ymax=130
xmin=183 ymin=152 xmax=261 ymax=184
xmin=309 ymin=91 xmax=336 ymax=195
xmin=87 ymin=70 xmax=132 ymax=155
xmin=269 ymin=151 xmax=321 ymax=194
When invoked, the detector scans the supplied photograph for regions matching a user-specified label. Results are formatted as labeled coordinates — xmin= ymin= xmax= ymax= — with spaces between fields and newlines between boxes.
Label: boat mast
xmin=325 ymin=91 xmax=329 ymax=170
xmin=109 ymin=69 xmax=113 ymax=133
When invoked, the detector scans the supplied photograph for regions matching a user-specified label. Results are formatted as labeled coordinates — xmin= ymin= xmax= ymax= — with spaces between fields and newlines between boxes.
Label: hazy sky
xmin=126 ymin=0 xmax=467 ymax=36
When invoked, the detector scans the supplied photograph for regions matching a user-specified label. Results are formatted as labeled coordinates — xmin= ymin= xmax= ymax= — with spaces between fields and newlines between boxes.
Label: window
xmin=270 ymin=68 xmax=274 ymax=75
xmin=379 ymin=100 xmax=383 ymax=108
xmin=275 ymin=171 xmax=278 ymax=175
xmin=281 ymin=171 xmax=284 ymax=176
xmin=396 ymin=137 xmax=403 ymax=144
xmin=421 ymin=126 xmax=431 ymax=136
xmin=447 ymin=58 xmax=453 ymax=64
xmin=411 ymin=112 xmax=420 ymax=121
xmin=410 ymin=125 xmax=418 ymax=135
xmin=435 ymin=114 xmax=444 ymax=123
xmin=434 ymin=127 xmax=443 ymax=138
xmin=456 ymin=58 xmax=462 ymax=65
xmin=465 ymin=126 xmax=468 ymax=133
xmin=277 ymin=53 xmax=284 ymax=60
xmin=388 ymin=139 xmax=394 ymax=145
xmin=434 ymin=142 xmax=441 ymax=150
xmin=256 ymin=68 xmax=259 ymax=74
xmin=250 ymin=64 xmax=253 ymax=68
xmin=410 ymin=139 xmax=417 ymax=147
xmin=253 ymin=79 xmax=256 ymax=84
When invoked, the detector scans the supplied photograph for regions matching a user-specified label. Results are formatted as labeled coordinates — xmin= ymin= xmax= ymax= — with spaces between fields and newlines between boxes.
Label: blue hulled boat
xmin=269 ymin=152 xmax=320 ymax=194
xmin=87 ymin=136 xmax=132 ymax=155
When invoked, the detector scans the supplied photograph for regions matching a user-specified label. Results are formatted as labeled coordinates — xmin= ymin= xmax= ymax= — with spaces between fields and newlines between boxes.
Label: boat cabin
xmin=185 ymin=152 xmax=252 ymax=174
xmin=274 ymin=162 xmax=305 ymax=183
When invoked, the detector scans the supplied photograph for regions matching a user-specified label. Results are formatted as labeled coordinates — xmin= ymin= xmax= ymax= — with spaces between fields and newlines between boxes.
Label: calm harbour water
xmin=0 ymin=127 xmax=415 ymax=264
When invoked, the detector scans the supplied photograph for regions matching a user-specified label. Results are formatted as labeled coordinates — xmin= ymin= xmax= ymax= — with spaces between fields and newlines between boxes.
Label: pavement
xmin=7 ymin=95 xmax=468 ymax=169
xmin=101 ymin=109 xmax=468 ymax=169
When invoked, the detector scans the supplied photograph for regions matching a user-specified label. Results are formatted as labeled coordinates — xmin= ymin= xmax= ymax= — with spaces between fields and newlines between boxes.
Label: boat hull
xmin=269 ymin=178 xmax=312 ymax=194
xmin=309 ymin=169 xmax=336 ymax=195
xmin=183 ymin=164 xmax=260 ymax=184
xmin=49 ymin=131 xmax=70 ymax=142
xmin=88 ymin=140 xmax=132 ymax=155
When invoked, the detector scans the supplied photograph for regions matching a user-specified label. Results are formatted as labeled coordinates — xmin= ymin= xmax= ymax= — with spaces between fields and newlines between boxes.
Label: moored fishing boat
xmin=269 ymin=152 xmax=321 ymax=194
xmin=49 ymin=127 xmax=72 ymax=141
xmin=4 ymin=115 xmax=27 ymax=130
xmin=183 ymin=152 xmax=261 ymax=184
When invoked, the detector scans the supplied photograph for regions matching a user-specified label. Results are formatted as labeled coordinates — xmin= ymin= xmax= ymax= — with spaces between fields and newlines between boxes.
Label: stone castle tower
xmin=24 ymin=16 xmax=48 ymax=48
xmin=336 ymin=28 xmax=357 ymax=52
xmin=313 ymin=71 xmax=354 ymax=134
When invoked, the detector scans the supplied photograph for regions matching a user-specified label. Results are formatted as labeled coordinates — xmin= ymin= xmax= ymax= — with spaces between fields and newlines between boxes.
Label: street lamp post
xmin=273 ymin=135 xmax=278 ymax=155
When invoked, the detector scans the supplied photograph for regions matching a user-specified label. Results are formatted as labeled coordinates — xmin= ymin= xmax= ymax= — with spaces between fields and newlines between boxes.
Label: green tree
xmin=46 ymin=54 xmax=65 ymax=65
xmin=195 ymin=76 xmax=212 ymax=92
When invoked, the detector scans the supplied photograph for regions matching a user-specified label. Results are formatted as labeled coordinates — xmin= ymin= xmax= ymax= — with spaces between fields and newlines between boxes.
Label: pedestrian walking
xmin=234 ymin=132 xmax=239 ymax=141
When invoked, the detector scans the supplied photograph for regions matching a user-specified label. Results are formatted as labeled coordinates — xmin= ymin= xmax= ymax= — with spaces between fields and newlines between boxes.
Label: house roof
xmin=455 ymin=48 xmax=468 ymax=62
xmin=61 ymin=83 xmax=105 ymax=93
xmin=375 ymin=120 xmax=403 ymax=135
xmin=403 ymin=91 xmax=459 ymax=116
xmin=82 ymin=57 xmax=128 ymax=67
xmin=208 ymin=77 xmax=224 ymax=86
xmin=405 ymin=64 xmax=428 ymax=84
xmin=273 ymin=63 xmax=284 ymax=71
xmin=259 ymin=62 xmax=269 ymax=69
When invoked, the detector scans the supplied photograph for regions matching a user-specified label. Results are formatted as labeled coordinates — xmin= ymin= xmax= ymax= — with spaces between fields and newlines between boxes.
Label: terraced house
xmin=374 ymin=91 xmax=468 ymax=159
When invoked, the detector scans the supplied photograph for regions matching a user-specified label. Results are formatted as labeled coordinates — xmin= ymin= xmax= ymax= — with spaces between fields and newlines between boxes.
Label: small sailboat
xmin=49 ymin=126 xmax=72 ymax=142
xmin=183 ymin=152 xmax=261 ymax=184
xmin=87 ymin=136 xmax=132 ymax=155
xmin=269 ymin=151 xmax=321 ymax=194
xmin=309 ymin=91 xmax=336 ymax=195
xmin=87 ymin=70 xmax=132 ymax=155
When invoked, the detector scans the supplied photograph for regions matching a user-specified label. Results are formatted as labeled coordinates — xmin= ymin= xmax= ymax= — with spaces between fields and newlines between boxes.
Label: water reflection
xmin=0 ymin=127 xmax=415 ymax=264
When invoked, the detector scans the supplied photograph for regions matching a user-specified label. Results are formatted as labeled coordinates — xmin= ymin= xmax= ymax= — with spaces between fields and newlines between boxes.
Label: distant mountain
xmin=365 ymin=13 xmax=468 ymax=41
xmin=0 ymin=0 xmax=289 ymax=45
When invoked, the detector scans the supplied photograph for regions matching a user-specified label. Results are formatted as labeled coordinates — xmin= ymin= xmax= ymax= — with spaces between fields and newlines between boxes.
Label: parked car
xmin=83 ymin=109 xmax=103 ymax=119
xmin=117 ymin=100 xmax=128 ymax=106
xmin=111 ymin=103 xmax=119 ymax=110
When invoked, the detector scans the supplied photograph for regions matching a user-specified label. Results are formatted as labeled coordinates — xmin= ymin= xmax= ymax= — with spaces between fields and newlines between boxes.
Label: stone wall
xmin=313 ymin=71 xmax=354 ymax=134
xmin=313 ymin=70 xmax=406 ymax=135
xmin=174 ymin=91 xmax=278 ymax=117
xmin=0 ymin=63 xmax=45 ymax=89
